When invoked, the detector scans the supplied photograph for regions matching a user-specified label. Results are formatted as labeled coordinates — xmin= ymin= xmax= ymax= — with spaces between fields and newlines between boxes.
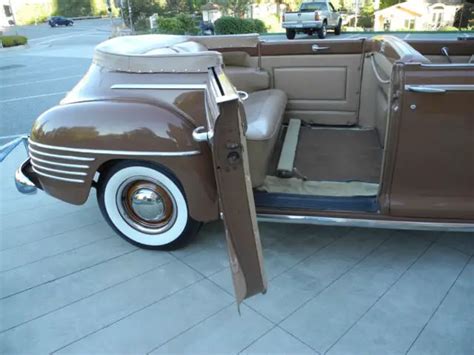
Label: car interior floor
xmin=258 ymin=123 xmax=383 ymax=198
xmin=294 ymin=127 xmax=383 ymax=183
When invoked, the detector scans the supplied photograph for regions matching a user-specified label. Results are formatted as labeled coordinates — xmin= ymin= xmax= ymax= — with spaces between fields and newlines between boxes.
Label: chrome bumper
xmin=282 ymin=21 xmax=323 ymax=29
xmin=15 ymin=159 xmax=37 ymax=194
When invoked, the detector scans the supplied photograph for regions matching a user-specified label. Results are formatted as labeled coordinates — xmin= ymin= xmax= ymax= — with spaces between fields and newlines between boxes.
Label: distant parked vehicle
xmin=48 ymin=16 xmax=73 ymax=27
xmin=282 ymin=1 xmax=342 ymax=39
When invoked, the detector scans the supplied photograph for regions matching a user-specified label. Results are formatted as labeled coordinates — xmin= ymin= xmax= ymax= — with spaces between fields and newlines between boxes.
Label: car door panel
xmin=204 ymin=68 xmax=267 ymax=303
xmin=260 ymin=40 xmax=364 ymax=125
xmin=386 ymin=63 xmax=474 ymax=219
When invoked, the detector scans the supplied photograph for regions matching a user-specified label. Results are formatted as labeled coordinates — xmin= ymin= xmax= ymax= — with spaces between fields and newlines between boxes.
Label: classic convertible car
xmin=14 ymin=33 xmax=474 ymax=302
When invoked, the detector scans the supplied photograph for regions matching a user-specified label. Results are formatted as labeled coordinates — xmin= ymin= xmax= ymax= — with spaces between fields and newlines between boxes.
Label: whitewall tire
xmin=97 ymin=161 xmax=200 ymax=249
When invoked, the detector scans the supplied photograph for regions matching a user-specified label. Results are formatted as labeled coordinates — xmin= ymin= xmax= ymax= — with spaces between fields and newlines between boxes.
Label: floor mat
xmin=294 ymin=128 xmax=383 ymax=183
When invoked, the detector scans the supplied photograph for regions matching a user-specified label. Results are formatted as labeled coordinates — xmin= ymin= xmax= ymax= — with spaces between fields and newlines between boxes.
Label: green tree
xmin=454 ymin=1 xmax=474 ymax=29
xmin=121 ymin=0 xmax=163 ymax=30
xmin=216 ymin=0 xmax=252 ymax=18
xmin=165 ymin=0 xmax=191 ymax=14
xmin=358 ymin=0 xmax=374 ymax=28
xmin=339 ymin=0 xmax=348 ymax=11
xmin=379 ymin=0 xmax=401 ymax=10
xmin=54 ymin=0 xmax=92 ymax=16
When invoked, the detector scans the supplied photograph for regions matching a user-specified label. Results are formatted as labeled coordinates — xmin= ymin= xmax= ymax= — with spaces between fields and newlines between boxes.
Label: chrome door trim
xmin=420 ymin=63 xmax=474 ymax=68
xmin=29 ymin=139 xmax=200 ymax=157
xmin=405 ymin=84 xmax=474 ymax=92
xmin=257 ymin=214 xmax=474 ymax=232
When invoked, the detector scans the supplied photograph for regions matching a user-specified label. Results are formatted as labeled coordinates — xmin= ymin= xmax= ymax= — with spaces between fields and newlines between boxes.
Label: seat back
xmin=359 ymin=36 xmax=430 ymax=146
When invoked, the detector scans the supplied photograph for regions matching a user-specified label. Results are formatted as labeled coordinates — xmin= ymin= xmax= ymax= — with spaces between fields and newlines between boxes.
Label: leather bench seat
xmin=243 ymin=89 xmax=287 ymax=187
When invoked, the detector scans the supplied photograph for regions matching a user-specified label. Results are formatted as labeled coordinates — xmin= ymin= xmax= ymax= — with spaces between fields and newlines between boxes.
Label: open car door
xmin=194 ymin=67 xmax=267 ymax=304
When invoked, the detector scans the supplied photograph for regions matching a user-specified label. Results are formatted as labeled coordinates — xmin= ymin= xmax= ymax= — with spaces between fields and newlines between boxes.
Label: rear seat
xmin=243 ymin=89 xmax=287 ymax=187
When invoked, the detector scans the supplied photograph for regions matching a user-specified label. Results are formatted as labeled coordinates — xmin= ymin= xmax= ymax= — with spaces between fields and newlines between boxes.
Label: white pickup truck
xmin=282 ymin=1 xmax=342 ymax=40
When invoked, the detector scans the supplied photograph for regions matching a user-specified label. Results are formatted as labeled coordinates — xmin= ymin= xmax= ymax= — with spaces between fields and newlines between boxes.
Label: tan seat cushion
xmin=225 ymin=66 xmax=270 ymax=93
xmin=243 ymin=89 xmax=287 ymax=187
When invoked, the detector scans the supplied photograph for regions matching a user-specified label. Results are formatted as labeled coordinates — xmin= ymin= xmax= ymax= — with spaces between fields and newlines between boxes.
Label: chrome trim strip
xmin=420 ymin=63 xmax=474 ymax=68
xmin=29 ymin=139 xmax=200 ymax=157
xmin=405 ymin=84 xmax=474 ymax=92
xmin=111 ymin=84 xmax=207 ymax=90
xmin=31 ymin=161 xmax=88 ymax=176
xmin=32 ymin=166 xmax=85 ymax=183
xmin=29 ymin=146 xmax=95 ymax=162
xmin=257 ymin=214 xmax=474 ymax=232
xmin=30 ymin=155 xmax=89 ymax=169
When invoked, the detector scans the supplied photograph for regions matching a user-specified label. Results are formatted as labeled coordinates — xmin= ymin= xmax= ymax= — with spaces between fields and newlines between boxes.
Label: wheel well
xmin=95 ymin=159 xmax=184 ymax=191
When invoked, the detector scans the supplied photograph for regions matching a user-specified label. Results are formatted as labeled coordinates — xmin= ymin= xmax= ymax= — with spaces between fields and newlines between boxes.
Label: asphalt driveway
xmin=0 ymin=20 xmax=473 ymax=354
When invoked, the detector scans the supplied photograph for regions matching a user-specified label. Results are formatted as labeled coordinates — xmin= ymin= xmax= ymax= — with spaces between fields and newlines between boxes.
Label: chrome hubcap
xmin=116 ymin=177 xmax=177 ymax=234
xmin=130 ymin=188 xmax=165 ymax=222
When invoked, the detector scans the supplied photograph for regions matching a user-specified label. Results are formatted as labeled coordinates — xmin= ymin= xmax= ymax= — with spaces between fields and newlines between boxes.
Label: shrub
xmin=253 ymin=19 xmax=267 ymax=33
xmin=55 ymin=0 xmax=92 ymax=17
xmin=214 ymin=16 xmax=267 ymax=34
xmin=157 ymin=14 xmax=198 ymax=35
xmin=439 ymin=26 xmax=460 ymax=32
xmin=1 ymin=35 xmax=28 ymax=47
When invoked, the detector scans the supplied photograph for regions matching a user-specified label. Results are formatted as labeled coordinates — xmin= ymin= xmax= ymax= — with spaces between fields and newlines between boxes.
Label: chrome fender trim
xmin=29 ymin=139 xmax=200 ymax=157
xmin=257 ymin=214 xmax=474 ymax=233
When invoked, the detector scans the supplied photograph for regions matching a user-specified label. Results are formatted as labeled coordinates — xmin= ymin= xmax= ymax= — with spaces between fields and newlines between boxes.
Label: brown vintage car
xmin=14 ymin=33 xmax=474 ymax=302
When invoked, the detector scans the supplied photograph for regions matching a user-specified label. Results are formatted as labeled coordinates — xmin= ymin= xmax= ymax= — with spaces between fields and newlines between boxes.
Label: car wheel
xmin=286 ymin=29 xmax=296 ymax=40
xmin=317 ymin=22 xmax=327 ymax=39
xmin=97 ymin=161 xmax=201 ymax=249
xmin=335 ymin=20 xmax=342 ymax=35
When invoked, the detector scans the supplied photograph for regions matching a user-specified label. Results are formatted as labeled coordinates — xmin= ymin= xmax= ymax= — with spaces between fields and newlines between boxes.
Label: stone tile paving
xmin=0 ymin=146 xmax=473 ymax=354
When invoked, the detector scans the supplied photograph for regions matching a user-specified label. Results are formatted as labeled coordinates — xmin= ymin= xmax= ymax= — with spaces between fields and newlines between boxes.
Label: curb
xmin=0 ymin=44 xmax=29 ymax=51
xmin=71 ymin=16 xmax=103 ymax=21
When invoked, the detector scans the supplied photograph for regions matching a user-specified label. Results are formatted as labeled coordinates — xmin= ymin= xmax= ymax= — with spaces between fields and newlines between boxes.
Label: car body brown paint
xmin=24 ymin=36 xmax=474 ymax=228
xmin=387 ymin=64 xmax=474 ymax=219
xmin=30 ymin=99 xmax=218 ymax=222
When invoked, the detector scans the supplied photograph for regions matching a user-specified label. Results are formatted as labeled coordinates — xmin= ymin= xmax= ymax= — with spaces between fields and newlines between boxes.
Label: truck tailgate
xmin=284 ymin=12 xmax=315 ymax=23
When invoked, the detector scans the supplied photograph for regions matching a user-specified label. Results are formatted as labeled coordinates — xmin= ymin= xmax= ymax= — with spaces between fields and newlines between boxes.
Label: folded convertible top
xmin=93 ymin=34 xmax=260 ymax=73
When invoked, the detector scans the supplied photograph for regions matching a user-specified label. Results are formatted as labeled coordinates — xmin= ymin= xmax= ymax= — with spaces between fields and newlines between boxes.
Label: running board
xmin=254 ymin=191 xmax=378 ymax=213
xmin=277 ymin=118 xmax=301 ymax=177
xmin=257 ymin=214 xmax=474 ymax=232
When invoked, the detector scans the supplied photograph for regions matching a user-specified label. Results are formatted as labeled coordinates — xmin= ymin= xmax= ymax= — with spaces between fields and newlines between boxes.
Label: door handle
xmin=406 ymin=85 xmax=446 ymax=94
xmin=312 ymin=44 xmax=329 ymax=52
xmin=192 ymin=126 xmax=214 ymax=142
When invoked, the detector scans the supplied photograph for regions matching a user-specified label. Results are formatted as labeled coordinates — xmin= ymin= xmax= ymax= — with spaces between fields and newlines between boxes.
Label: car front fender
xmin=28 ymin=99 xmax=219 ymax=222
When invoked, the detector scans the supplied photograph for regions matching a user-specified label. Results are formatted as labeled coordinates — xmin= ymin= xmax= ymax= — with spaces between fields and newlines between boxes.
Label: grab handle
xmin=192 ymin=126 xmax=214 ymax=142
xmin=312 ymin=44 xmax=329 ymax=52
